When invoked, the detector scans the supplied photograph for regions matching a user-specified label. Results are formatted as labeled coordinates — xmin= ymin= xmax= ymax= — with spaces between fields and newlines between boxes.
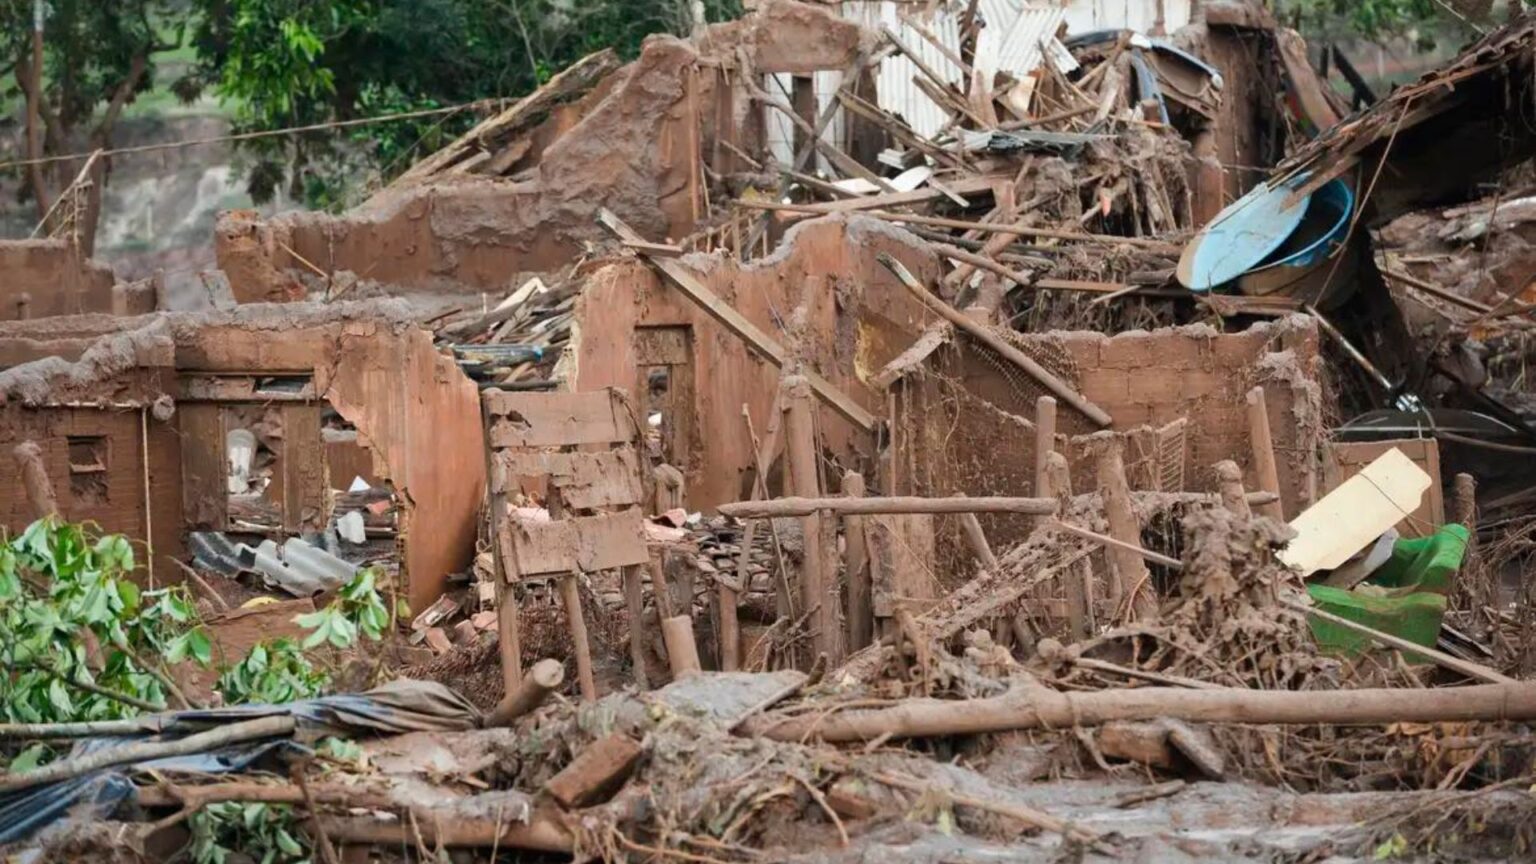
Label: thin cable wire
xmin=0 ymin=98 xmax=509 ymax=172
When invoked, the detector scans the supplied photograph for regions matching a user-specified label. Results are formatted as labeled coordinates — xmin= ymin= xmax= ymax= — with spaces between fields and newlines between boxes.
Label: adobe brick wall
xmin=0 ymin=239 xmax=127 ymax=320
xmin=899 ymin=316 xmax=1325 ymax=569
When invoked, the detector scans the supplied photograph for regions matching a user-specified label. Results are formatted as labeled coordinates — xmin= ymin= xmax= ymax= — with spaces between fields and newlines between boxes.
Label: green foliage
xmin=293 ymin=568 xmax=389 ymax=649
xmin=188 ymin=801 xmax=312 ymax=864
xmin=181 ymin=0 xmax=743 ymax=208
xmin=215 ymin=638 xmax=330 ymax=705
xmin=0 ymin=517 xmax=206 ymax=726
xmin=1277 ymin=0 xmax=1505 ymax=47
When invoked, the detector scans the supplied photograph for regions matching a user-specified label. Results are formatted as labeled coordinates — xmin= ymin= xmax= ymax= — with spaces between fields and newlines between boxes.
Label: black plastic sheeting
xmin=0 ymin=680 xmax=480 ymax=846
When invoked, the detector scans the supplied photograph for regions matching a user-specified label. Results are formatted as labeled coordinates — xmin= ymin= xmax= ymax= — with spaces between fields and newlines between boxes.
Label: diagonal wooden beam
xmin=597 ymin=208 xmax=877 ymax=432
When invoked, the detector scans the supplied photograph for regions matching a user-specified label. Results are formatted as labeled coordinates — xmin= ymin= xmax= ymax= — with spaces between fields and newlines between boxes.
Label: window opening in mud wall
xmin=67 ymin=436 xmax=109 ymax=505
xmin=633 ymin=326 xmax=695 ymax=473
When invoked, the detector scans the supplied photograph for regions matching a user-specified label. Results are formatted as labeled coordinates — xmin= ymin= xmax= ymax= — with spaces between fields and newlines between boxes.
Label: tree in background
xmin=180 ymin=0 xmax=740 ymax=211
xmin=0 ymin=0 xmax=184 ymax=254
xmin=1278 ymin=0 xmax=1523 ymax=50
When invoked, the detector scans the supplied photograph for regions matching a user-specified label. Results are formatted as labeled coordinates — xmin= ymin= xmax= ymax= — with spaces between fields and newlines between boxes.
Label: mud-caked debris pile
xmin=8 ymin=2 xmax=1536 ymax=862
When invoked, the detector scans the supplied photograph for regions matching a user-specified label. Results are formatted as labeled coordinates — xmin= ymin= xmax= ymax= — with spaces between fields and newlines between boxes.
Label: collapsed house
xmin=0 ymin=303 xmax=484 ymax=612
xmin=8 ymin=1 xmax=1536 ymax=862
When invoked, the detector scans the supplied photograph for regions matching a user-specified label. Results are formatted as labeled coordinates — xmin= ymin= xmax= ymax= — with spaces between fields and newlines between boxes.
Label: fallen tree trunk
xmin=318 ymin=814 xmax=572 ymax=852
xmin=742 ymin=683 xmax=1536 ymax=743
xmin=719 ymin=495 xmax=1058 ymax=518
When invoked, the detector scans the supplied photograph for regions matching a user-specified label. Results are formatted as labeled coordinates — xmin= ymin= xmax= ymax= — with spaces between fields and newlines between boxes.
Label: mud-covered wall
xmin=900 ymin=317 xmax=1324 ymax=560
xmin=0 ymin=239 xmax=144 ymax=320
xmin=572 ymin=215 xmax=940 ymax=510
xmin=177 ymin=317 xmax=487 ymax=611
xmin=214 ymin=0 xmax=874 ymax=304
xmin=0 ymin=305 xmax=485 ymax=608
xmin=0 ymin=406 xmax=184 ymax=573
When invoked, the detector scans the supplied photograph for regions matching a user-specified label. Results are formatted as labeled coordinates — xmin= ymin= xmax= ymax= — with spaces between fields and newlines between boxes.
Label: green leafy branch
xmin=293 ymin=568 xmax=390 ymax=649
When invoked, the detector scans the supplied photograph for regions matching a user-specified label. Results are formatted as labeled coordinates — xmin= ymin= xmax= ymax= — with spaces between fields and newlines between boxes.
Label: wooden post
xmin=784 ymin=375 xmax=840 ymax=665
xmin=622 ymin=564 xmax=651 ymax=687
xmin=13 ymin=441 xmax=57 ymax=519
xmin=486 ymin=658 xmax=564 ymax=726
xmin=1044 ymin=452 xmax=1092 ymax=639
xmin=717 ymin=581 xmax=740 ymax=672
xmin=1454 ymin=472 xmax=1482 ymax=618
xmin=654 ymin=464 xmax=685 ymax=513
xmin=842 ymin=471 xmax=873 ymax=652
xmin=1215 ymin=460 xmax=1251 ymax=519
xmin=1098 ymin=440 xmax=1156 ymax=620
xmin=494 ymin=567 xmax=523 ymax=695
xmin=1033 ymin=396 xmax=1057 ymax=496
xmin=559 ymin=574 xmax=597 ymax=701
xmin=661 ymin=615 xmax=703 ymax=677
xmin=648 ymin=553 xmax=676 ymax=619
xmin=959 ymin=511 xmax=999 ymax=572
xmin=1245 ymin=387 xmax=1284 ymax=521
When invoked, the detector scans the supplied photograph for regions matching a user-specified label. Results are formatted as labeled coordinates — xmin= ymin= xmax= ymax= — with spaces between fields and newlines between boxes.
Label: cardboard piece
xmin=1279 ymin=447 xmax=1431 ymax=576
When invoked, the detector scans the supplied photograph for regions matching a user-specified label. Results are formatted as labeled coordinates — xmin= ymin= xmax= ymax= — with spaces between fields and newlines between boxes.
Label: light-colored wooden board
xmin=492 ymin=447 xmax=642 ymax=509
xmin=484 ymin=389 xmax=636 ymax=448
xmin=1280 ymin=447 xmax=1431 ymax=576
xmin=504 ymin=509 xmax=648 ymax=577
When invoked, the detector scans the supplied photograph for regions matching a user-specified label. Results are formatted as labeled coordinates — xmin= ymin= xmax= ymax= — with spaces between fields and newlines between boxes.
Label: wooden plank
xmin=869 ymin=513 xmax=937 ymax=619
xmin=1281 ymin=448 xmax=1431 ymax=576
xmin=178 ymin=403 xmax=226 ymax=529
xmin=179 ymin=375 xmax=317 ymax=402
xmin=493 ymin=447 xmax=642 ymax=509
xmin=507 ymin=510 xmax=648 ymax=577
xmin=280 ymin=405 xmax=326 ymax=534
xmin=484 ymin=389 xmax=636 ymax=448
xmin=597 ymin=209 xmax=877 ymax=432
xmin=543 ymin=734 xmax=643 ymax=807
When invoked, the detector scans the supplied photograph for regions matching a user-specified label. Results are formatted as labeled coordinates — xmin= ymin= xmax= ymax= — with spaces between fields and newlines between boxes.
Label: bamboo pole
xmin=744 ymin=684 xmax=1536 ymax=743
xmin=1245 ymin=387 xmax=1285 ymax=521
xmin=1042 ymin=453 xmax=1093 ymax=639
xmin=879 ymin=253 xmax=1113 ymax=427
xmin=1282 ymin=600 xmax=1515 ymax=684
xmin=720 ymin=495 xmax=1058 ymax=518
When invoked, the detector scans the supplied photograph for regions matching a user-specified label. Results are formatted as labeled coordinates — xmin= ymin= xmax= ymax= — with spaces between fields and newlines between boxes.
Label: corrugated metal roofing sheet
xmin=844 ymin=1 xmax=964 ymax=139
xmin=1062 ymin=0 xmax=1193 ymax=35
